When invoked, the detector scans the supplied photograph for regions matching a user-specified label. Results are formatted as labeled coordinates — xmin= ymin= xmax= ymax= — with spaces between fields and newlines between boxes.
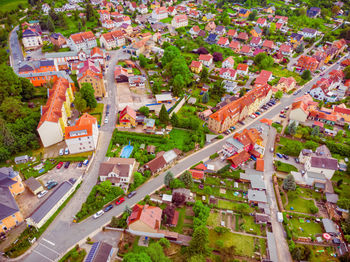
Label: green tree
xmin=80 ymin=83 xmax=97 ymax=109
xmin=151 ymin=79 xmax=161 ymax=94
xmin=180 ymin=171 xmax=193 ymax=188
xmin=291 ymin=245 xmax=311 ymax=261
xmin=270 ymin=23 xmax=276 ymax=34
xmin=139 ymin=106 xmax=149 ymax=117
xmin=260 ymin=56 xmax=274 ymax=69
xmin=311 ymin=126 xmax=320 ymax=136
xmin=47 ymin=16 xmax=55 ymax=32
xmin=74 ymin=92 xmax=87 ymax=112
xmin=0 ymin=97 xmax=25 ymax=123
xmin=301 ymin=70 xmax=311 ymax=80
xmin=172 ymin=74 xmax=185 ymax=96
xmin=202 ymin=92 xmax=209 ymax=104
xmin=123 ymin=252 xmax=152 ymax=262
xmin=159 ymin=104 xmax=169 ymax=124
xmin=248 ymin=10 xmax=257 ymax=21
xmin=170 ymin=112 xmax=179 ymax=126
xmin=188 ymin=225 xmax=210 ymax=255
xmin=86 ymin=4 xmax=95 ymax=21
xmin=139 ymin=54 xmax=147 ymax=68
xmin=296 ymin=43 xmax=304 ymax=53
xmin=288 ymin=121 xmax=297 ymax=135
xmin=223 ymin=16 xmax=230 ymax=26
xmin=164 ymin=171 xmax=174 ymax=187
xmin=200 ymin=66 xmax=209 ymax=82
xmin=283 ymin=174 xmax=296 ymax=191
xmin=161 ymin=46 xmax=181 ymax=66
xmin=275 ymin=90 xmax=283 ymax=100
xmin=343 ymin=66 xmax=350 ymax=79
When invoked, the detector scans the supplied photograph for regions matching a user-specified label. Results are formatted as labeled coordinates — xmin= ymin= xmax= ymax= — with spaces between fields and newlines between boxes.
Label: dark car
xmin=69 ymin=178 xmax=76 ymax=184
xmin=279 ymin=114 xmax=286 ymax=118
xmin=238 ymin=121 xmax=245 ymax=125
xmin=295 ymin=158 xmax=300 ymax=163
xmin=64 ymin=161 xmax=71 ymax=168
xmin=47 ymin=181 xmax=58 ymax=190
xmin=127 ymin=191 xmax=137 ymax=198
xmin=283 ymin=154 xmax=289 ymax=160
xmin=77 ymin=162 xmax=83 ymax=168
xmin=104 ymin=204 xmax=113 ymax=212
xmin=276 ymin=153 xmax=283 ymax=158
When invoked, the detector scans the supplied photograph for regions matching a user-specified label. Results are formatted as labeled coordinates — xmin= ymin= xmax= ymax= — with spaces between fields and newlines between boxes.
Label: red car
xmin=115 ymin=197 xmax=125 ymax=205
xmin=56 ymin=162 xmax=64 ymax=169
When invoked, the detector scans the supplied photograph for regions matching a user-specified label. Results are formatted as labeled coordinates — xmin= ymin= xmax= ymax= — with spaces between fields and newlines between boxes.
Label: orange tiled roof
xmin=256 ymin=158 xmax=264 ymax=171
xmin=70 ymin=31 xmax=95 ymax=44
xmin=65 ymin=113 xmax=96 ymax=139
xmin=227 ymin=151 xmax=250 ymax=167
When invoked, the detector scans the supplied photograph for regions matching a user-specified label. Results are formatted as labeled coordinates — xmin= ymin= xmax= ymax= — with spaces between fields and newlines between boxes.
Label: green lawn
xmin=0 ymin=0 xmax=27 ymax=11
xmin=289 ymin=218 xmax=323 ymax=238
xmin=209 ymin=230 xmax=256 ymax=257
xmin=207 ymin=212 xmax=220 ymax=227
xmin=242 ymin=215 xmax=261 ymax=235
xmin=168 ymin=128 xmax=194 ymax=150
xmin=275 ymin=161 xmax=298 ymax=173
xmin=59 ymin=246 xmax=86 ymax=262
xmin=308 ymin=245 xmax=338 ymax=262
xmin=272 ymin=122 xmax=283 ymax=133
xmin=160 ymin=17 xmax=172 ymax=23
xmin=217 ymin=200 xmax=254 ymax=213
xmin=268 ymin=65 xmax=306 ymax=85
xmin=172 ymin=207 xmax=186 ymax=233
xmin=285 ymin=192 xmax=316 ymax=214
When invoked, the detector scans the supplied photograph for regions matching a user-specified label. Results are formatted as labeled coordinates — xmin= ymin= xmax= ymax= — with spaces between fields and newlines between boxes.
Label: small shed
xmin=15 ymin=155 xmax=29 ymax=164
xmin=25 ymin=177 xmax=44 ymax=195
xmin=146 ymin=145 xmax=156 ymax=154
xmin=162 ymin=194 xmax=173 ymax=203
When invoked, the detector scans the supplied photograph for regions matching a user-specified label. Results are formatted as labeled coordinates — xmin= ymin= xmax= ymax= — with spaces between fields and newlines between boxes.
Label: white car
xmin=64 ymin=148 xmax=69 ymax=155
xmin=93 ymin=210 xmax=104 ymax=219
xmin=104 ymin=118 xmax=109 ymax=124
xmin=250 ymin=114 xmax=256 ymax=119
xmin=37 ymin=190 xmax=48 ymax=198
xmin=59 ymin=148 xmax=64 ymax=156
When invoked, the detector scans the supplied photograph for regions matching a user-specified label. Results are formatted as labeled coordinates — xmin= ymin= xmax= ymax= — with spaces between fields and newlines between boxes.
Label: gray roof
xmin=0 ymin=167 xmax=17 ymax=187
xmin=85 ymin=241 xmax=113 ymax=262
xmin=307 ymin=171 xmax=326 ymax=180
xmin=326 ymin=193 xmax=339 ymax=204
xmin=267 ymin=232 xmax=278 ymax=262
xmin=0 ymin=187 xmax=20 ymax=220
xmin=310 ymin=157 xmax=338 ymax=170
xmin=250 ymin=175 xmax=266 ymax=190
xmin=248 ymin=189 xmax=267 ymax=203
xmin=29 ymin=181 xmax=73 ymax=224
xmin=163 ymin=150 xmax=178 ymax=163
xmin=25 ymin=177 xmax=43 ymax=192
xmin=14 ymin=155 xmax=29 ymax=162
xmin=322 ymin=218 xmax=337 ymax=234
xmin=226 ymin=137 xmax=244 ymax=151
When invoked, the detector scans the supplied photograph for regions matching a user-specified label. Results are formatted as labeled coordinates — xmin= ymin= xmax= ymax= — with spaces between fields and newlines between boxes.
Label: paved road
xmin=18 ymin=54 xmax=347 ymax=262
xmin=9 ymin=26 xmax=24 ymax=72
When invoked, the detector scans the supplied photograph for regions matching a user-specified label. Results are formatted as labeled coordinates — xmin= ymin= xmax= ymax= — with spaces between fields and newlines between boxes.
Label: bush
xmin=210 ymin=152 xmax=219 ymax=159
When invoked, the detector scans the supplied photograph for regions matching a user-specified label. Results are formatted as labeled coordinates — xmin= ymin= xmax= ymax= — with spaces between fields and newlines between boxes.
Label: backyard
xmin=284 ymin=190 xmax=318 ymax=214
xmin=288 ymin=218 xmax=323 ymax=238
xmin=275 ymin=160 xmax=298 ymax=173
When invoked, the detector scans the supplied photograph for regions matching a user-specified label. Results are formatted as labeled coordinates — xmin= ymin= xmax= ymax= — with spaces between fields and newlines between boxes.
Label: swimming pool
xmin=120 ymin=145 xmax=134 ymax=158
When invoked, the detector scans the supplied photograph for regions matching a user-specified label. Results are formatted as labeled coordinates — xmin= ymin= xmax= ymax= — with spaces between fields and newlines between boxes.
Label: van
xmin=277 ymin=212 xmax=283 ymax=223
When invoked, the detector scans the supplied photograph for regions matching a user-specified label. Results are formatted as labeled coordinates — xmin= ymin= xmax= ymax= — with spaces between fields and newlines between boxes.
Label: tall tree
xmin=188 ymin=225 xmax=210 ymax=255
xmin=301 ymin=70 xmax=311 ymax=80
xmin=74 ymin=92 xmax=87 ymax=112
xmin=275 ymin=90 xmax=283 ymax=100
xmin=283 ymin=174 xmax=296 ymax=191
xmin=86 ymin=4 xmax=95 ymax=21
xmin=80 ymin=83 xmax=97 ymax=109
xmin=202 ymin=92 xmax=209 ymax=104
xmin=161 ymin=46 xmax=181 ymax=66
xmin=180 ymin=170 xmax=193 ymax=188
xmin=159 ymin=104 xmax=169 ymax=124
xmin=170 ymin=112 xmax=179 ymax=126
xmin=172 ymin=74 xmax=185 ymax=97
xmin=139 ymin=106 xmax=149 ymax=117
xmin=200 ymin=66 xmax=209 ymax=82
xmin=288 ymin=121 xmax=297 ymax=135
xmin=164 ymin=171 xmax=174 ymax=187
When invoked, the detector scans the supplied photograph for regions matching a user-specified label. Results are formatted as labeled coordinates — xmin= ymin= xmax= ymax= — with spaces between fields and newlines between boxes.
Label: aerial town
xmin=0 ymin=0 xmax=350 ymax=261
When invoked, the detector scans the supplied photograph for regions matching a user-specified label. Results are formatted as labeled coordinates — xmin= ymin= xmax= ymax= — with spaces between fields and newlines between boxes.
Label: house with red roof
xmin=250 ymin=37 xmax=262 ymax=47
xmin=189 ymin=25 xmax=200 ymax=37
xmin=128 ymin=204 xmax=162 ymax=233
xmin=219 ymin=68 xmax=237 ymax=81
xmin=37 ymin=78 xmax=74 ymax=147
xmin=279 ymin=44 xmax=292 ymax=56
xmin=256 ymin=17 xmax=267 ymax=27
xmin=137 ymin=4 xmax=148 ymax=14
xmin=333 ymin=104 xmax=350 ymax=123
xmin=98 ymin=9 xmax=110 ymax=21
xmin=275 ymin=22 xmax=283 ymax=30
xmin=77 ymin=59 xmax=105 ymax=98
xmin=199 ymin=54 xmax=213 ymax=67
xmin=227 ymin=29 xmax=237 ymax=38
xmin=65 ymin=113 xmax=99 ymax=154
xmin=255 ymin=70 xmax=272 ymax=87
xmin=276 ymin=77 xmax=296 ymax=92
xmin=229 ymin=40 xmax=241 ymax=52
xmin=100 ymin=30 xmax=125 ymax=50
xmin=189 ymin=169 xmax=204 ymax=180
xmin=256 ymin=158 xmax=264 ymax=171
xmin=297 ymin=55 xmax=319 ymax=72
xmin=328 ymin=70 xmax=344 ymax=84
xmin=171 ymin=14 xmax=188 ymax=28
xmin=68 ymin=31 xmax=97 ymax=51
xmin=102 ymin=19 xmax=116 ymax=30
xmin=119 ymin=106 xmax=137 ymax=128
xmin=237 ymin=32 xmax=248 ymax=42
xmin=217 ymin=37 xmax=229 ymax=47
xmin=222 ymin=56 xmax=235 ymax=69
xmin=194 ymin=163 xmax=207 ymax=171
xmin=168 ymin=6 xmax=177 ymax=16
xmin=309 ymin=78 xmax=337 ymax=102
xmin=240 ymin=45 xmax=252 ymax=56
xmin=290 ymin=100 xmax=310 ymax=123
xmin=189 ymin=9 xmax=199 ymax=18
xmin=262 ymin=40 xmax=274 ymax=51
xmin=152 ymin=6 xmax=168 ymax=21
xmin=190 ymin=60 xmax=203 ymax=74
xmin=237 ymin=63 xmax=248 ymax=75
xmin=227 ymin=151 xmax=250 ymax=168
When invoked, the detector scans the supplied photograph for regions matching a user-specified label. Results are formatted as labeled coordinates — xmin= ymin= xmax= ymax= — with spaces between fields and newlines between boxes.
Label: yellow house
xmin=78 ymin=69 xmax=106 ymax=98
xmin=119 ymin=106 xmax=137 ymax=128
xmin=290 ymin=33 xmax=304 ymax=49
xmin=276 ymin=77 xmax=296 ymax=92
xmin=128 ymin=204 xmax=162 ymax=233
xmin=190 ymin=60 xmax=203 ymax=74
xmin=0 ymin=167 xmax=24 ymax=233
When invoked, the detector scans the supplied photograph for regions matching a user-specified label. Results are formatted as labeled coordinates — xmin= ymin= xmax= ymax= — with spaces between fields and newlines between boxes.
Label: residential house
xmin=240 ymin=45 xmax=252 ymax=56
xmin=305 ymin=156 xmax=338 ymax=180
xmin=215 ymin=25 xmax=226 ymax=36
xmin=248 ymin=189 xmax=267 ymax=204
xmin=168 ymin=6 xmax=177 ymax=16
xmin=22 ymin=29 xmax=43 ymax=50
xmin=99 ymin=158 xmax=136 ymax=191
xmin=152 ymin=7 xmax=168 ymax=21
xmin=189 ymin=169 xmax=204 ymax=180
xmin=219 ymin=68 xmax=237 ymax=81
xmin=237 ymin=32 xmax=248 ymax=42
xmin=309 ymin=109 xmax=338 ymax=124
xmin=77 ymin=60 xmax=106 ymax=97
xmin=251 ymin=26 xmax=262 ymax=37
xmin=137 ymin=4 xmax=148 ymax=14
xmin=189 ymin=9 xmax=200 ymax=19
xmin=98 ymin=10 xmax=110 ymax=21
xmin=208 ymin=84 xmax=272 ymax=133
xmin=25 ymin=177 xmax=44 ymax=195
xmin=102 ymin=19 xmax=116 ymax=30
xmin=129 ymin=75 xmax=146 ymax=88
xmin=190 ymin=60 xmax=203 ymax=74
xmin=250 ymin=37 xmax=262 ymax=48
xmin=14 ymin=155 xmax=29 ymax=165
xmin=0 ymin=167 xmax=24 ymax=233
xmin=312 ymin=51 xmax=327 ymax=69
xmin=202 ymin=13 xmax=215 ymax=22
xmin=65 ymin=113 xmax=99 ymax=154
xmin=217 ymin=37 xmax=229 ymax=47
xmin=199 ymin=54 xmax=213 ymax=67
xmin=205 ymin=21 xmax=216 ymax=32
xmin=227 ymin=150 xmax=250 ymax=168
xmin=127 ymin=204 xmax=162 ymax=233
xmin=297 ymin=55 xmax=319 ymax=72
xmin=279 ymin=44 xmax=292 ymax=56
xmin=237 ymin=63 xmax=248 ymax=75
xmin=49 ymin=33 xmax=66 ymax=48
xmin=334 ymin=104 xmax=350 ymax=124
xmin=255 ymin=70 xmax=272 ymax=86
xmin=263 ymin=6 xmax=275 ymax=14
xmin=290 ymin=33 xmax=303 ymax=48
xmin=262 ymin=40 xmax=274 ymax=51
xmin=143 ymin=149 xmax=181 ymax=174
xmin=198 ymin=30 xmax=206 ymax=38
xmin=171 ymin=14 xmax=188 ymax=28
xmin=290 ymin=100 xmax=309 ymax=122
xmin=129 ymin=1 xmax=137 ymax=12
xmin=301 ymin=28 xmax=317 ymax=38
xmin=307 ymin=7 xmax=321 ymax=18
xmin=309 ymin=79 xmax=336 ymax=102
xmin=222 ymin=56 xmax=235 ymax=69
xmin=229 ymin=40 xmax=241 ymax=52
xmin=85 ymin=242 xmax=114 ymax=262
xmin=206 ymin=33 xmax=217 ymax=44
xmin=256 ymin=17 xmax=267 ymax=27
xmin=18 ymin=60 xmax=57 ymax=75
xmin=276 ymin=77 xmax=296 ymax=92
xmin=68 ymin=31 xmax=97 ymax=51
xmin=227 ymin=29 xmax=237 ymax=38
xmin=119 ymin=106 xmax=136 ymax=128
xmin=189 ymin=25 xmax=200 ymax=37
xmin=37 ymin=78 xmax=74 ymax=147
xmin=239 ymin=8 xmax=250 ymax=18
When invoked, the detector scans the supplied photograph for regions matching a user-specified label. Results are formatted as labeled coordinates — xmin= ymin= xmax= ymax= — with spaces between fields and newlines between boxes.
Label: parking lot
xmin=15 ymin=163 xmax=86 ymax=218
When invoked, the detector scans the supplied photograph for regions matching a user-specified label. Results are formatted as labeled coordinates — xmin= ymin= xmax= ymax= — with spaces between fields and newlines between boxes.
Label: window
xmin=12 ymin=215 xmax=16 ymax=218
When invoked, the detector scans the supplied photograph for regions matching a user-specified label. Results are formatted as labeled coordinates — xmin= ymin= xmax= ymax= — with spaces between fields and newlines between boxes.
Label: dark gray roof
xmin=0 ymin=187 xmax=20 ymax=220
xmin=326 ymin=193 xmax=339 ymax=204
xmin=267 ymin=232 xmax=278 ymax=262
xmin=0 ymin=167 xmax=17 ymax=187
xmin=25 ymin=177 xmax=42 ymax=192
xmin=248 ymin=189 xmax=267 ymax=203
xmin=29 ymin=181 xmax=73 ymax=224
xmin=302 ymin=28 xmax=317 ymax=34
xmin=250 ymin=175 xmax=266 ymax=190
xmin=310 ymin=157 xmax=338 ymax=170
xmin=85 ymin=241 xmax=113 ymax=262
xmin=322 ymin=218 xmax=337 ymax=234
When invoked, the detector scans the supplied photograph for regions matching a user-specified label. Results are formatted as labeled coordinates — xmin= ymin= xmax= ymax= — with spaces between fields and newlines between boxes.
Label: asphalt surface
xmin=9 ymin=26 xmax=24 ymax=72
xmin=16 ymin=53 xmax=347 ymax=262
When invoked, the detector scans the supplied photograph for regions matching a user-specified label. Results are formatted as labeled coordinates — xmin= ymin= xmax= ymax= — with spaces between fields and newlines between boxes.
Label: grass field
xmin=289 ymin=218 xmax=323 ymax=237
xmin=0 ymin=0 xmax=27 ymax=11
xmin=242 ymin=215 xmax=261 ymax=235
xmin=275 ymin=160 xmax=298 ymax=173
xmin=285 ymin=192 xmax=316 ymax=214
xmin=207 ymin=212 xmax=220 ymax=227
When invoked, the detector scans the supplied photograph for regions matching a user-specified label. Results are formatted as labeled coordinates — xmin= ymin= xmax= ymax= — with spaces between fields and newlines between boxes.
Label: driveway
xmin=9 ymin=26 xmax=24 ymax=72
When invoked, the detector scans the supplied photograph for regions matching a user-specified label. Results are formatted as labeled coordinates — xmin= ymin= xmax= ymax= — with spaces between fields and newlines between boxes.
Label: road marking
xmin=33 ymin=250 xmax=54 ymax=262
xmin=42 ymin=238 xmax=55 ymax=246
xmin=39 ymin=243 xmax=60 ymax=255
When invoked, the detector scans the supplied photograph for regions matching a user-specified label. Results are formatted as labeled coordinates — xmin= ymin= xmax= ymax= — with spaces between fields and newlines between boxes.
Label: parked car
xmin=103 ymin=204 xmax=113 ymax=212
xmin=104 ymin=117 xmax=109 ymax=124
xmin=127 ymin=191 xmax=137 ymax=198
xmin=276 ymin=153 xmax=283 ymax=158
xmin=77 ymin=162 xmax=83 ymax=168
xmin=230 ymin=126 xmax=236 ymax=131
xmin=279 ymin=114 xmax=286 ymax=118
xmin=59 ymin=148 xmax=64 ymax=156
xmin=45 ymin=180 xmax=54 ymax=187
xmin=47 ymin=181 xmax=58 ymax=190
xmin=64 ymin=148 xmax=69 ymax=155
xmin=270 ymin=147 xmax=274 ymax=153
xmin=284 ymin=106 xmax=289 ymax=110
xmin=280 ymin=110 xmax=285 ymax=114
xmin=295 ymin=158 xmax=300 ymax=163
xmin=116 ymin=197 xmax=125 ymax=205
xmin=83 ymin=159 xmax=89 ymax=166
xmin=238 ymin=121 xmax=245 ymax=125
xmin=37 ymin=190 xmax=48 ymax=198
xmin=64 ymin=161 xmax=71 ymax=168
xmin=56 ymin=162 xmax=64 ymax=169
xmin=283 ymin=154 xmax=289 ymax=160
xmin=250 ymin=114 xmax=256 ymax=119
xmin=255 ymin=111 xmax=261 ymax=115
xmin=93 ymin=210 xmax=104 ymax=219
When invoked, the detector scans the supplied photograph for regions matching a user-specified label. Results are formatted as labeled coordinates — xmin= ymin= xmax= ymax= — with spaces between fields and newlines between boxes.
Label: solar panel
xmin=85 ymin=242 xmax=99 ymax=262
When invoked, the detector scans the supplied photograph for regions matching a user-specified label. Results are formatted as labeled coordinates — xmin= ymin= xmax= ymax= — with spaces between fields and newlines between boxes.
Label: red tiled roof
xmin=256 ymin=158 xmax=264 ymax=171
xmin=237 ymin=63 xmax=248 ymax=71
xmin=227 ymin=151 xmax=250 ymax=167
xmin=334 ymin=106 xmax=350 ymax=115
xmin=199 ymin=54 xmax=213 ymax=62
xmin=262 ymin=40 xmax=274 ymax=48
xmin=229 ymin=40 xmax=240 ymax=49
xmin=237 ymin=32 xmax=248 ymax=40
xmin=227 ymin=29 xmax=237 ymax=37
xmin=279 ymin=44 xmax=291 ymax=53
xmin=70 ymin=31 xmax=95 ymax=44
xmin=65 ymin=113 xmax=96 ymax=139
xmin=190 ymin=60 xmax=202 ymax=68
xmin=278 ymin=77 xmax=296 ymax=87
xmin=250 ymin=37 xmax=261 ymax=45
xmin=128 ymin=204 xmax=162 ymax=230
xmin=256 ymin=18 xmax=266 ymax=25
xmin=120 ymin=105 xmax=136 ymax=120
xmin=217 ymin=37 xmax=229 ymax=45
xmin=189 ymin=169 xmax=204 ymax=179
xmin=194 ymin=163 xmax=207 ymax=170
xmin=240 ymin=45 xmax=251 ymax=53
